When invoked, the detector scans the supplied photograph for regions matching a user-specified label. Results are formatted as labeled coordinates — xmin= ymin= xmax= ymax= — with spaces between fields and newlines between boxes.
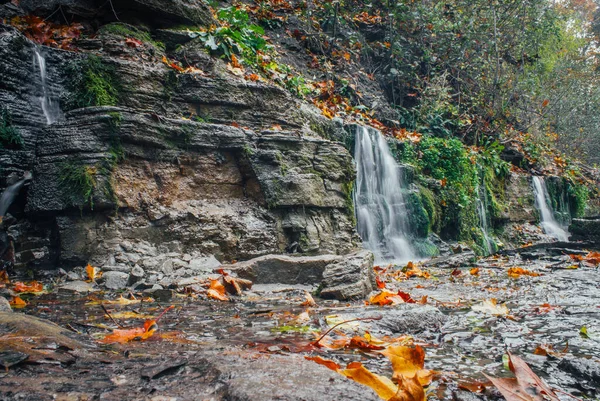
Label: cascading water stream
xmin=475 ymin=183 xmax=494 ymax=255
xmin=532 ymin=176 xmax=569 ymax=242
xmin=0 ymin=172 xmax=32 ymax=218
xmin=33 ymin=47 xmax=61 ymax=125
xmin=353 ymin=126 xmax=415 ymax=263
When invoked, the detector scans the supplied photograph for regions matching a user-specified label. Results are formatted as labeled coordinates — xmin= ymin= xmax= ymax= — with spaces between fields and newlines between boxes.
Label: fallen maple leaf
xmin=207 ymin=279 xmax=229 ymax=301
xmin=9 ymin=296 xmax=27 ymax=308
xmin=13 ymin=281 xmax=43 ymax=293
xmin=485 ymin=352 xmax=559 ymax=401
xmin=86 ymin=263 xmax=101 ymax=282
xmin=305 ymin=355 xmax=341 ymax=371
xmin=0 ymin=270 xmax=9 ymax=284
xmin=100 ymin=305 xmax=174 ymax=344
xmin=470 ymin=268 xmax=480 ymax=276
xmin=307 ymin=345 xmax=431 ymax=400
xmin=301 ymin=291 xmax=316 ymax=307
xmin=507 ymin=267 xmax=541 ymax=278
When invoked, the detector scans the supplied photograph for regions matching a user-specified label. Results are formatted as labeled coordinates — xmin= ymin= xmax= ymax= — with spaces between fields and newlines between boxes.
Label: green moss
xmin=342 ymin=180 xmax=356 ymax=225
xmin=99 ymin=23 xmax=165 ymax=50
xmin=567 ymin=179 xmax=589 ymax=217
xmin=0 ymin=107 xmax=24 ymax=150
xmin=58 ymin=162 xmax=97 ymax=209
xmin=163 ymin=70 xmax=179 ymax=101
xmin=242 ymin=144 xmax=255 ymax=157
xmin=63 ymin=55 xmax=120 ymax=110
xmin=107 ymin=112 xmax=125 ymax=164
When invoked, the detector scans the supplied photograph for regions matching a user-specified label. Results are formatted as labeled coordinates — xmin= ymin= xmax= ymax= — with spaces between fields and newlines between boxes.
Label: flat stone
xmin=101 ymin=271 xmax=130 ymax=290
xmin=130 ymin=265 xmax=145 ymax=278
xmin=225 ymin=254 xmax=343 ymax=285
xmin=189 ymin=255 xmax=221 ymax=273
xmin=58 ymin=280 xmax=96 ymax=293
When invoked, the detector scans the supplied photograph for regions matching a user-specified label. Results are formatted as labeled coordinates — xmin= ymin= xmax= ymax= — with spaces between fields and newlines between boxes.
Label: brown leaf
xmin=304 ymin=355 xmax=340 ymax=371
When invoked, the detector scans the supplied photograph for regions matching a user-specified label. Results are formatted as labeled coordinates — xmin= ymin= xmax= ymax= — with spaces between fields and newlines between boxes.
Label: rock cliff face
xmin=0 ymin=21 xmax=358 ymax=271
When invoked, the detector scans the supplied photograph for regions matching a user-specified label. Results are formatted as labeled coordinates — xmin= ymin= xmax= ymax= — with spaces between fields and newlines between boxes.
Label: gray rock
xmin=570 ymin=217 xmax=600 ymax=244
xmin=372 ymin=304 xmax=448 ymax=335
xmin=320 ymin=250 xmax=375 ymax=300
xmin=102 ymin=264 xmax=131 ymax=273
xmin=209 ymin=351 xmax=381 ymax=401
xmin=101 ymin=271 xmax=130 ymax=290
xmin=189 ymin=255 xmax=221 ymax=272
xmin=58 ymin=280 xmax=95 ymax=293
xmin=130 ymin=265 xmax=145 ymax=278
xmin=0 ymin=296 xmax=11 ymax=313
xmin=226 ymin=254 xmax=343 ymax=285
xmin=331 ymin=304 xmax=448 ymax=336
xmin=559 ymin=356 xmax=600 ymax=387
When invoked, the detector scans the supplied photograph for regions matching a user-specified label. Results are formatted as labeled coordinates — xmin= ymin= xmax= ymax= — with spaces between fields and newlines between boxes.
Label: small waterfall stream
xmin=0 ymin=172 xmax=32 ymax=218
xmin=33 ymin=47 xmax=61 ymax=125
xmin=354 ymin=126 xmax=415 ymax=263
xmin=475 ymin=183 xmax=494 ymax=255
xmin=532 ymin=176 xmax=570 ymax=241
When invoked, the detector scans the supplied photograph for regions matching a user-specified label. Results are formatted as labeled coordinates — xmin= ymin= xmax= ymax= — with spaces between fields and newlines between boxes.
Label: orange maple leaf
xmin=100 ymin=305 xmax=174 ymax=344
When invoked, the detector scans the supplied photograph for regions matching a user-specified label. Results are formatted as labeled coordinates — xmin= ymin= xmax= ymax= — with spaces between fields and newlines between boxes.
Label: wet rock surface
xmin=1 ymin=250 xmax=599 ymax=400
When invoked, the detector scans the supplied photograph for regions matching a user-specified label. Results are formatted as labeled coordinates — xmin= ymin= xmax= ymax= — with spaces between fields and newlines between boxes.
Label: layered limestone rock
xmin=0 ymin=24 xmax=358 ymax=272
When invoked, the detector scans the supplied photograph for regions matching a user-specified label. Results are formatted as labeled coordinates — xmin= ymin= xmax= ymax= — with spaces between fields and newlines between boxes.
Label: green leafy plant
xmin=0 ymin=107 xmax=24 ymax=150
xmin=198 ymin=6 xmax=270 ymax=63
xmin=63 ymin=55 xmax=120 ymax=110
xmin=58 ymin=161 xmax=97 ymax=209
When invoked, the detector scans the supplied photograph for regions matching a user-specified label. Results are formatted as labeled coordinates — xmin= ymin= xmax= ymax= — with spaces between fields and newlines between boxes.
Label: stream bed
xmin=1 ymin=251 xmax=599 ymax=400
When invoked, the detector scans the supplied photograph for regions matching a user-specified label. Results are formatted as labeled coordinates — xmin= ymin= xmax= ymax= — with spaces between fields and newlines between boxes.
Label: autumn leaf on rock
xmin=9 ymin=296 xmax=27 ymax=308
xmin=306 ymin=345 xmax=431 ymax=400
xmin=485 ymin=352 xmax=559 ymax=401
xmin=382 ymin=345 xmax=434 ymax=386
xmin=300 ymin=291 xmax=316 ymax=307
xmin=507 ymin=267 xmax=541 ymax=278
xmin=472 ymin=299 xmax=509 ymax=316
xmin=207 ymin=279 xmax=229 ymax=301
xmin=13 ymin=281 xmax=43 ymax=293
xmin=305 ymin=355 xmax=340 ymax=371
xmin=100 ymin=305 xmax=174 ymax=344
xmin=86 ymin=263 xmax=101 ymax=282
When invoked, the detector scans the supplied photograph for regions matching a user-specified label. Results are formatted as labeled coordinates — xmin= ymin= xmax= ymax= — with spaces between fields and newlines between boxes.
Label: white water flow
xmin=475 ymin=183 xmax=494 ymax=255
xmin=354 ymin=126 xmax=415 ymax=263
xmin=0 ymin=172 xmax=32 ymax=218
xmin=33 ymin=47 xmax=61 ymax=125
xmin=532 ymin=176 xmax=569 ymax=242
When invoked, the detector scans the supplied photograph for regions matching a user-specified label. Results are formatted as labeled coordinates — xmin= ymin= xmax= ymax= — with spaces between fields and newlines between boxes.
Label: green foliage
xmin=242 ymin=144 xmax=255 ymax=157
xmin=0 ymin=107 xmax=24 ymax=150
xmin=58 ymin=162 xmax=97 ymax=209
xmin=567 ymin=179 xmax=589 ymax=218
xmin=63 ymin=55 xmax=120 ymax=110
xmin=199 ymin=6 xmax=269 ymax=63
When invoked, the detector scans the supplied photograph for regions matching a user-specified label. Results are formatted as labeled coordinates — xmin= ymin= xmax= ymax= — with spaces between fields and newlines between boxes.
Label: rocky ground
xmin=1 ymin=243 xmax=599 ymax=401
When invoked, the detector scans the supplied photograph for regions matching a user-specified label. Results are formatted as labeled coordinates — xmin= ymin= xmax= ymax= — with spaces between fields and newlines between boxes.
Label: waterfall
xmin=33 ymin=47 xmax=61 ymax=125
xmin=476 ymin=183 xmax=494 ymax=255
xmin=0 ymin=172 xmax=32 ymax=218
xmin=354 ymin=126 xmax=415 ymax=263
xmin=532 ymin=176 xmax=569 ymax=242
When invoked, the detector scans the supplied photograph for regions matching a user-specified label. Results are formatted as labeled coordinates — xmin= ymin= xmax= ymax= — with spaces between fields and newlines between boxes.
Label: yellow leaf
xmin=341 ymin=362 xmax=398 ymax=400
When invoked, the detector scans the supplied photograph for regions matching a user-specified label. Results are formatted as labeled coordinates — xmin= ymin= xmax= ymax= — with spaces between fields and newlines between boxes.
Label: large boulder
xmin=570 ymin=217 xmax=600 ymax=245
xmin=224 ymin=250 xmax=376 ymax=300
xmin=320 ymin=250 xmax=375 ymax=300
